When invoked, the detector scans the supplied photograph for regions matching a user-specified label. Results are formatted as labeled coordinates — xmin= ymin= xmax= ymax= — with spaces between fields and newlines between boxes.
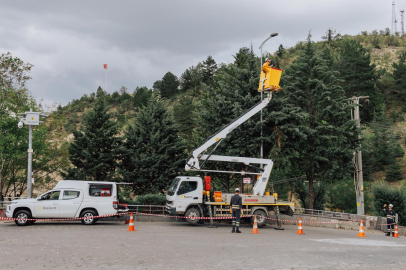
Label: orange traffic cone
xmin=296 ymin=217 xmax=305 ymax=235
xmin=393 ymin=225 xmax=399 ymax=238
xmin=357 ymin=220 xmax=365 ymax=237
xmin=127 ymin=212 xmax=136 ymax=231
xmin=252 ymin=215 xmax=259 ymax=234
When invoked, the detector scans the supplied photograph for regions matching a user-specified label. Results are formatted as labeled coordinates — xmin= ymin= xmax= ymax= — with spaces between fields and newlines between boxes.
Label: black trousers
xmin=387 ymin=219 xmax=394 ymax=231
xmin=232 ymin=209 xmax=241 ymax=228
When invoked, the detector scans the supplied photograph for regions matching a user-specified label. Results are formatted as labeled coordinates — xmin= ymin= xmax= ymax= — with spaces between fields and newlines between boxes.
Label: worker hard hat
xmin=235 ymin=188 xmax=240 ymax=192
xmin=389 ymin=204 xmax=393 ymax=207
xmin=265 ymin=58 xmax=270 ymax=61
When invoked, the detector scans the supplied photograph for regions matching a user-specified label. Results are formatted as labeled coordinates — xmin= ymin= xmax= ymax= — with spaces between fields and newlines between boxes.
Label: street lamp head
xmin=270 ymin=33 xmax=278 ymax=37
xmin=18 ymin=121 xmax=23 ymax=129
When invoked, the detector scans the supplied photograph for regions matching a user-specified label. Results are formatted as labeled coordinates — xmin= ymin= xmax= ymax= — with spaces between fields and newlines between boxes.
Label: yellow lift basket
xmin=258 ymin=66 xmax=283 ymax=92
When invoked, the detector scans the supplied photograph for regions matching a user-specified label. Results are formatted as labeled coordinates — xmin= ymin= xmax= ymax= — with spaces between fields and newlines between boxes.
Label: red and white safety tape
xmin=1 ymin=211 xmax=364 ymax=224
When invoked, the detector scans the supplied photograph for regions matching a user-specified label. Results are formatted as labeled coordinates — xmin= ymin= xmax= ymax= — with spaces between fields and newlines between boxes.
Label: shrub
xmin=371 ymin=181 xmax=406 ymax=225
xmin=120 ymin=194 xmax=166 ymax=206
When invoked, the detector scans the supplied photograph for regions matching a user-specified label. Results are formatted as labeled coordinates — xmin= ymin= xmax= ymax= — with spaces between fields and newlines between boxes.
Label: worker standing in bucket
xmin=383 ymin=204 xmax=397 ymax=236
xmin=230 ymin=188 xmax=243 ymax=233
xmin=263 ymin=58 xmax=275 ymax=68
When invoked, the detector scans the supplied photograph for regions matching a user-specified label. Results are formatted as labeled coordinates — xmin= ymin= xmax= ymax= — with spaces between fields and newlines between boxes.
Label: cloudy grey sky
xmin=0 ymin=0 xmax=402 ymax=106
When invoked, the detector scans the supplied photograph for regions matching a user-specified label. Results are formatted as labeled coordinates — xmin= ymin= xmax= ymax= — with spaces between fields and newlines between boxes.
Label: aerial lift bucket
xmin=258 ymin=66 xmax=282 ymax=93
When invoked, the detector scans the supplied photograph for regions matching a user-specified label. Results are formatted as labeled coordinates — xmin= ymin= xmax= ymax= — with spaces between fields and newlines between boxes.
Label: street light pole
xmin=258 ymin=33 xmax=278 ymax=164
xmin=18 ymin=109 xmax=48 ymax=199
xmin=27 ymin=110 xmax=33 ymax=199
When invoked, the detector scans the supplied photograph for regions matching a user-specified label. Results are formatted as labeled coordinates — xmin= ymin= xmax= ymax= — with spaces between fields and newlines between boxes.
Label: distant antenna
xmin=401 ymin=9 xmax=405 ymax=35
xmin=392 ymin=1 xmax=398 ymax=34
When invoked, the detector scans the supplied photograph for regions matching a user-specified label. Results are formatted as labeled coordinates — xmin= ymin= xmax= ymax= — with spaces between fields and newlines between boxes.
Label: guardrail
xmin=294 ymin=208 xmax=353 ymax=220
xmin=127 ymin=205 xmax=166 ymax=215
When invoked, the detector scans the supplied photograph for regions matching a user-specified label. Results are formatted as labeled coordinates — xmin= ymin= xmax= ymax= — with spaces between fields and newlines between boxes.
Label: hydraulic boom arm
xmin=185 ymin=92 xmax=273 ymax=171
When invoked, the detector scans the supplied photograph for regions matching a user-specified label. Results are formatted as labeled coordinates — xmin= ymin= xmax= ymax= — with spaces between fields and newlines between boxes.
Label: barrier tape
xmin=263 ymin=216 xmax=360 ymax=224
xmin=1 ymin=211 xmax=362 ymax=224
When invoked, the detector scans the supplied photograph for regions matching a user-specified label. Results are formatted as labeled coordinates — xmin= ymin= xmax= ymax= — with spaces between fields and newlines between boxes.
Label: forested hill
xmin=3 ymin=29 xmax=406 ymax=215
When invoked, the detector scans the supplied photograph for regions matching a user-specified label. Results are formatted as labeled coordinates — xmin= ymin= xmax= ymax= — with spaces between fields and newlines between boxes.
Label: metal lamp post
xmin=258 ymin=33 xmax=278 ymax=163
xmin=17 ymin=109 xmax=48 ymax=198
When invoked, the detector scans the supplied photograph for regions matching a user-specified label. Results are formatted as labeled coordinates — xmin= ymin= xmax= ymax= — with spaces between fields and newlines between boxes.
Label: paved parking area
xmin=1 ymin=220 xmax=405 ymax=270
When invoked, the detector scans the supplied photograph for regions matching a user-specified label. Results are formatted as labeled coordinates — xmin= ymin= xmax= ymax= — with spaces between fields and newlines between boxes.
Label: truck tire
xmin=185 ymin=207 xmax=203 ymax=225
xmin=252 ymin=209 xmax=267 ymax=227
xmin=80 ymin=210 xmax=99 ymax=225
xmin=14 ymin=210 xmax=32 ymax=226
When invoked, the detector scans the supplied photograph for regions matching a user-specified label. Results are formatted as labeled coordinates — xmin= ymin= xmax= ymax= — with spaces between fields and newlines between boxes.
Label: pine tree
xmin=120 ymin=95 xmax=186 ymax=194
xmin=64 ymin=92 xmax=121 ymax=181
xmin=392 ymin=51 xmax=406 ymax=105
xmin=275 ymin=34 xmax=359 ymax=209
xmin=159 ymin=72 xmax=179 ymax=99
xmin=337 ymin=39 xmax=381 ymax=120
xmin=133 ymin=86 xmax=152 ymax=109
xmin=195 ymin=46 xmax=267 ymax=192
xmin=173 ymin=95 xmax=195 ymax=142
xmin=179 ymin=65 xmax=203 ymax=94
xmin=202 ymin=55 xmax=217 ymax=85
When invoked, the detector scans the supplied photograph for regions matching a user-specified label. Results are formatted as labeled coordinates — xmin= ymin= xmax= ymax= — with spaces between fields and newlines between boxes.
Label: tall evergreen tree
xmin=392 ymin=51 xmax=406 ymax=105
xmin=337 ymin=39 xmax=381 ymax=120
xmin=173 ymin=95 xmax=195 ymax=142
xmin=159 ymin=72 xmax=179 ymax=99
xmin=133 ymin=86 xmax=152 ymax=109
xmin=202 ymin=55 xmax=217 ymax=85
xmin=64 ymin=92 xmax=121 ymax=181
xmin=120 ymin=96 xmax=186 ymax=194
xmin=179 ymin=65 xmax=203 ymax=94
xmin=195 ymin=46 xmax=269 ymax=192
xmin=275 ymin=35 xmax=359 ymax=209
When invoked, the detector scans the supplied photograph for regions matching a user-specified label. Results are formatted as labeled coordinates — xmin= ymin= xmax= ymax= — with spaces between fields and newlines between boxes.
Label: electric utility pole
xmin=350 ymin=95 xmax=369 ymax=216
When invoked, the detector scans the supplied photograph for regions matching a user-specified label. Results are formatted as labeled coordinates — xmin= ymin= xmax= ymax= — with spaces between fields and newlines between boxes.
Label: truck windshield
xmin=167 ymin=178 xmax=180 ymax=196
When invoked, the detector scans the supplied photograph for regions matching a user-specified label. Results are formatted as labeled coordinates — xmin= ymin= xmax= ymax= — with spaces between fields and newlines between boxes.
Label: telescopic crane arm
xmin=184 ymin=66 xmax=282 ymax=196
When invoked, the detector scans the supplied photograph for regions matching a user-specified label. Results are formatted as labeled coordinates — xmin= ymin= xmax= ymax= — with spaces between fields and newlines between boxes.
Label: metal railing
xmin=294 ymin=208 xmax=354 ymax=220
xmin=127 ymin=205 xmax=166 ymax=215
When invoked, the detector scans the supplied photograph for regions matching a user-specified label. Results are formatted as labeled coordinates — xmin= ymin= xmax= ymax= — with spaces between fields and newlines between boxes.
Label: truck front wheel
xmin=252 ymin=209 xmax=267 ymax=227
xmin=14 ymin=210 xmax=32 ymax=226
xmin=185 ymin=208 xmax=203 ymax=225
xmin=80 ymin=210 xmax=99 ymax=225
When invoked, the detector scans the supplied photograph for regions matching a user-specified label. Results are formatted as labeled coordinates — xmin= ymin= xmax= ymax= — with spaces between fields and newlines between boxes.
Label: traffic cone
xmin=357 ymin=220 xmax=365 ymax=237
xmin=127 ymin=212 xmax=136 ymax=231
xmin=296 ymin=217 xmax=305 ymax=235
xmin=393 ymin=225 xmax=399 ymax=238
xmin=252 ymin=215 xmax=259 ymax=234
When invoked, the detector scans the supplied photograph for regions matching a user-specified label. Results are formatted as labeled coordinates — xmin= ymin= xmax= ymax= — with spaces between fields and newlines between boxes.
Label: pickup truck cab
xmin=6 ymin=180 xmax=123 ymax=226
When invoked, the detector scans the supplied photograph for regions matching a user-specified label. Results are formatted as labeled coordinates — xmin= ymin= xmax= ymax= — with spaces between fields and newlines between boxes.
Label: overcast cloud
xmin=0 ymin=0 xmax=402 ymax=106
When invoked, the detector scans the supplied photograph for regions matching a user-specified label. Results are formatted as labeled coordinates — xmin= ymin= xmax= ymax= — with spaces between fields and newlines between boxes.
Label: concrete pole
xmin=26 ymin=109 xmax=33 ymax=199
xmin=352 ymin=97 xmax=368 ymax=215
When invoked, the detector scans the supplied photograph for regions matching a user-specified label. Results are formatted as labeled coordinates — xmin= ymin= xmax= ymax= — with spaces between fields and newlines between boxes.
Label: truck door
xmin=59 ymin=190 xmax=84 ymax=218
xmin=34 ymin=190 xmax=61 ymax=218
xmin=176 ymin=180 xmax=199 ymax=213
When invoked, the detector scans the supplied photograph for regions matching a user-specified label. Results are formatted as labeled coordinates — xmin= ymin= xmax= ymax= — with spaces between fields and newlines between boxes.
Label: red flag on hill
xmin=103 ymin=64 xmax=107 ymax=69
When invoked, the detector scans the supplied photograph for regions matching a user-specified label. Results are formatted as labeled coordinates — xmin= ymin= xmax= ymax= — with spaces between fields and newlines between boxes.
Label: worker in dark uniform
xmin=230 ymin=188 xmax=243 ymax=233
xmin=264 ymin=58 xmax=275 ymax=68
xmin=383 ymin=204 xmax=396 ymax=236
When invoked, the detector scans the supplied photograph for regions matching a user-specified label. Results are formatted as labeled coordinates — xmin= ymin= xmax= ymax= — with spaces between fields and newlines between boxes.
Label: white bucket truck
xmin=6 ymin=180 xmax=124 ymax=226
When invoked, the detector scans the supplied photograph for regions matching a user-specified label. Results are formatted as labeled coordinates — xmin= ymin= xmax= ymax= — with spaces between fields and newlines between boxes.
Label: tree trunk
xmin=308 ymin=177 xmax=314 ymax=210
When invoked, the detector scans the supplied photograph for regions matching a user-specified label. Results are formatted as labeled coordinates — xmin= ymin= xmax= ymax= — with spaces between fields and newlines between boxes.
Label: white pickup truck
xmin=6 ymin=180 xmax=124 ymax=226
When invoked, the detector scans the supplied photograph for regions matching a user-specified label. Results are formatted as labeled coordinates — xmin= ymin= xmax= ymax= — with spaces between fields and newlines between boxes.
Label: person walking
xmin=230 ymin=188 xmax=243 ymax=233
xmin=383 ymin=204 xmax=397 ymax=236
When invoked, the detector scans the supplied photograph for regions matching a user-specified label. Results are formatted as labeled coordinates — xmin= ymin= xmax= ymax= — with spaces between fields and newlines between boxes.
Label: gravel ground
xmin=0 ymin=220 xmax=405 ymax=270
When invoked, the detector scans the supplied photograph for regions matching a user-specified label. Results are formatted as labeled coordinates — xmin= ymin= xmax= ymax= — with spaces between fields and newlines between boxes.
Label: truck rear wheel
xmin=14 ymin=210 xmax=32 ymax=226
xmin=80 ymin=210 xmax=99 ymax=225
xmin=185 ymin=207 xmax=203 ymax=225
xmin=252 ymin=209 xmax=267 ymax=227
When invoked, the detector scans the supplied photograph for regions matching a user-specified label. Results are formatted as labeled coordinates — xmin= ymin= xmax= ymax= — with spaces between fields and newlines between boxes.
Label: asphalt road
xmin=0 ymin=220 xmax=405 ymax=270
